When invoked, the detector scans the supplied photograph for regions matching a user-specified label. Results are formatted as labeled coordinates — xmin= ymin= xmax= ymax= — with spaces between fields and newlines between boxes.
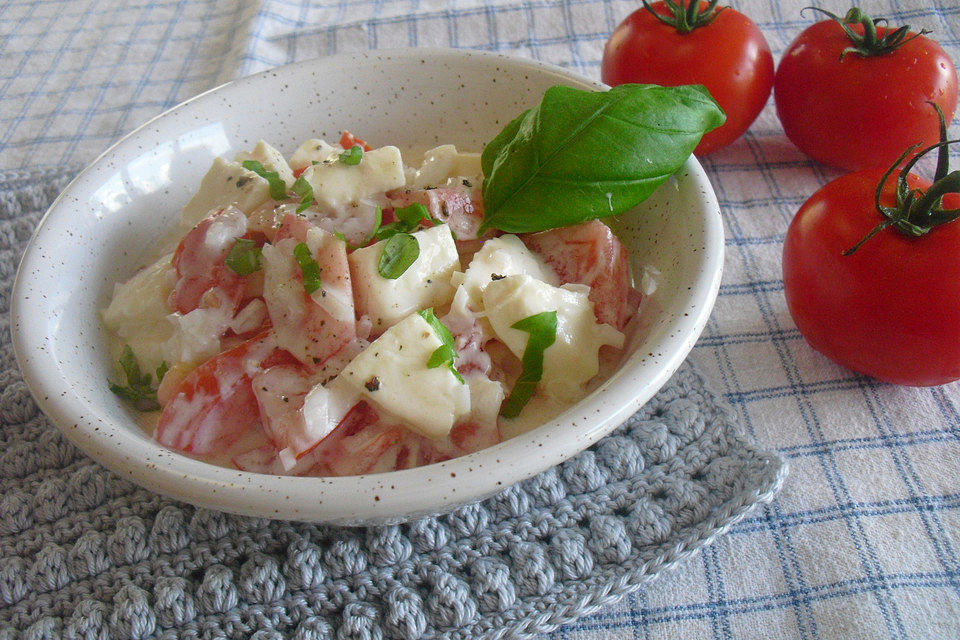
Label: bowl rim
xmin=11 ymin=48 xmax=724 ymax=524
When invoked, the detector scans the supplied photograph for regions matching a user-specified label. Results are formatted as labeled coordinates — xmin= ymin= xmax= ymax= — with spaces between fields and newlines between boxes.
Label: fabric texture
xmin=0 ymin=171 xmax=784 ymax=637
xmin=2 ymin=1 xmax=960 ymax=639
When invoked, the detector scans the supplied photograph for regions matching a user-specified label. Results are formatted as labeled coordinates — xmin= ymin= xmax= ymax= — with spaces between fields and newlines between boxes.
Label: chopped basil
xmin=375 ymin=202 xmax=432 ymax=241
xmin=339 ymin=145 xmax=363 ymax=165
xmin=418 ymin=308 xmax=464 ymax=384
xmin=293 ymin=242 xmax=323 ymax=294
xmin=241 ymin=159 xmax=287 ymax=200
xmin=499 ymin=311 xmax=558 ymax=418
xmin=291 ymin=175 xmax=314 ymax=213
xmin=479 ymin=84 xmax=724 ymax=233
xmin=109 ymin=345 xmax=167 ymax=411
xmin=225 ymin=238 xmax=262 ymax=276
xmin=378 ymin=233 xmax=420 ymax=279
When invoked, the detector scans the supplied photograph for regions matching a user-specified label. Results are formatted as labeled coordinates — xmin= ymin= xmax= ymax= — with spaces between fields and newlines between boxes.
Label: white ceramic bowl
xmin=11 ymin=49 xmax=723 ymax=524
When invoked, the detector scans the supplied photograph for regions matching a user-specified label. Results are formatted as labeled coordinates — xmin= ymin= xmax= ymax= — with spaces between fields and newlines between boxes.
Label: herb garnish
xmin=293 ymin=242 xmax=323 ymax=294
xmin=479 ymin=83 xmax=724 ymax=233
xmin=500 ymin=311 xmax=558 ymax=418
xmin=109 ymin=345 xmax=167 ymax=411
xmin=291 ymin=175 xmax=314 ymax=213
xmin=225 ymin=238 xmax=262 ymax=276
xmin=375 ymin=202 xmax=433 ymax=240
xmin=378 ymin=233 xmax=420 ymax=279
xmin=418 ymin=308 xmax=464 ymax=383
xmin=241 ymin=159 xmax=288 ymax=200
xmin=339 ymin=146 xmax=363 ymax=165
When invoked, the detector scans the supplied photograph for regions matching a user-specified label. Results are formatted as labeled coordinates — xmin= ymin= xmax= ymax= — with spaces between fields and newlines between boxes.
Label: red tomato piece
xmin=601 ymin=1 xmax=774 ymax=155
xmin=155 ymin=332 xmax=278 ymax=454
xmin=339 ymin=130 xmax=371 ymax=152
xmin=774 ymin=12 xmax=958 ymax=171
xmin=520 ymin=220 xmax=640 ymax=330
xmin=782 ymin=169 xmax=960 ymax=386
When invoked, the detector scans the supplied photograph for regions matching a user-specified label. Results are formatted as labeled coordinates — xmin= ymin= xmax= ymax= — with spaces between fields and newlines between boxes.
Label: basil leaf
xmin=418 ymin=308 xmax=465 ymax=384
xmin=109 ymin=345 xmax=161 ymax=411
xmin=225 ymin=238 xmax=262 ymax=276
xmin=480 ymin=83 xmax=725 ymax=233
xmin=293 ymin=242 xmax=323 ymax=294
xmin=500 ymin=311 xmax=558 ymax=418
xmin=241 ymin=159 xmax=287 ymax=200
xmin=291 ymin=175 xmax=314 ymax=213
xmin=378 ymin=233 xmax=419 ymax=279
xmin=339 ymin=146 xmax=363 ymax=165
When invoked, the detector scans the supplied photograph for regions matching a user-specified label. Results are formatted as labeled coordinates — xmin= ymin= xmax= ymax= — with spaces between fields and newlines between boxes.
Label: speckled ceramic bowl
xmin=11 ymin=49 xmax=723 ymax=524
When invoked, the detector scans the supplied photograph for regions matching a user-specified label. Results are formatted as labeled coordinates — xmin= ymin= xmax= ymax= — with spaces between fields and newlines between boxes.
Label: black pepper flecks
xmin=365 ymin=376 xmax=381 ymax=392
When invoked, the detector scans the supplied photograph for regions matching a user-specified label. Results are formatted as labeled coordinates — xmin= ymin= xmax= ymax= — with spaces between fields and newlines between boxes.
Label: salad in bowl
xmin=12 ymin=50 xmax=725 ymax=522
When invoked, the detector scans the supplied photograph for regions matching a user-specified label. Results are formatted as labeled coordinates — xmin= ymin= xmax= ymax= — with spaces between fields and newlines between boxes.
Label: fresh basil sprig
xmin=241 ymin=159 xmax=288 ymax=200
xmin=418 ymin=308 xmax=464 ymax=384
xmin=500 ymin=311 xmax=558 ymax=418
xmin=293 ymin=242 xmax=323 ymax=294
xmin=225 ymin=238 xmax=262 ymax=276
xmin=378 ymin=233 xmax=420 ymax=279
xmin=109 ymin=345 xmax=167 ymax=411
xmin=479 ymin=83 xmax=725 ymax=233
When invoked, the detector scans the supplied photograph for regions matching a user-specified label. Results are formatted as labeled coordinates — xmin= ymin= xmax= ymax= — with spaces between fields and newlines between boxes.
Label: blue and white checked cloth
xmin=2 ymin=0 xmax=959 ymax=638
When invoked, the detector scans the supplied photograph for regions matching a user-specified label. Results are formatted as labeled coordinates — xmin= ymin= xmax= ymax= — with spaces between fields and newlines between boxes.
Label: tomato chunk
xmin=156 ymin=332 xmax=277 ymax=454
xmin=521 ymin=220 xmax=640 ymax=330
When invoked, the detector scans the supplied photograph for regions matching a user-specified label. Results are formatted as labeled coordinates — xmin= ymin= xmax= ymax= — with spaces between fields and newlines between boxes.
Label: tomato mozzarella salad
xmin=103 ymin=132 xmax=643 ymax=476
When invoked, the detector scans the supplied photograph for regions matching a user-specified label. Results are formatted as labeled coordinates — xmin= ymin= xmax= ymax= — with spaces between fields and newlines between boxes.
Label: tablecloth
xmin=1 ymin=0 xmax=959 ymax=638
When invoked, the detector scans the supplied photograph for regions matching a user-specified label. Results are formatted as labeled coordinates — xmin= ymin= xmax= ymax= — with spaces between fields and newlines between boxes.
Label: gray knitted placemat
xmin=0 ymin=169 xmax=786 ymax=640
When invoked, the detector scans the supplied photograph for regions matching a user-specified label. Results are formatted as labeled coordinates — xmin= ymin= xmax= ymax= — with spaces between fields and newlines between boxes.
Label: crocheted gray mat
xmin=0 ymin=169 xmax=786 ymax=640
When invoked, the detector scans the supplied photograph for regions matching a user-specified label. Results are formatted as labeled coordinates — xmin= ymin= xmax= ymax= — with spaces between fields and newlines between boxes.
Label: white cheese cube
xmin=303 ymin=145 xmax=406 ymax=210
xmin=349 ymin=224 xmax=460 ymax=333
xmin=234 ymin=140 xmax=295 ymax=187
xmin=482 ymin=275 xmax=624 ymax=401
xmin=412 ymin=144 xmax=482 ymax=188
xmin=180 ymin=158 xmax=271 ymax=228
xmin=454 ymin=234 xmax=559 ymax=311
xmin=102 ymin=253 xmax=176 ymax=373
xmin=337 ymin=313 xmax=470 ymax=439
xmin=289 ymin=138 xmax=340 ymax=171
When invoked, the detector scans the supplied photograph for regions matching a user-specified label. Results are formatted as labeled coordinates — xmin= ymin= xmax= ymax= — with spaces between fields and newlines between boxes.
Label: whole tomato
xmin=782 ymin=132 xmax=960 ymax=386
xmin=774 ymin=7 xmax=958 ymax=172
xmin=601 ymin=0 xmax=774 ymax=155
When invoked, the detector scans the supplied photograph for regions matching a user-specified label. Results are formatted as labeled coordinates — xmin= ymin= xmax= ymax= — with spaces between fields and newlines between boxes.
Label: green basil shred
xmin=499 ymin=311 xmax=558 ymax=418
xmin=339 ymin=146 xmax=363 ymax=165
xmin=241 ymin=159 xmax=288 ymax=200
xmin=293 ymin=242 xmax=323 ymax=294
xmin=418 ymin=308 xmax=464 ymax=383
xmin=378 ymin=233 xmax=420 ymax=279
xmin=225 ymin=238 xmax=262 ymax=276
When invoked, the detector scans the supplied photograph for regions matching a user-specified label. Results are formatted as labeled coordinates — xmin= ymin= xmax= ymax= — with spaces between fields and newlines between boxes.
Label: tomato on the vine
xmin=601 ymin=0 xmax=773 ymax=155
xmin=782 ymin=113 xmax=960 ymax=386
xmin=774 ymin=7 xmax=958 ymax=172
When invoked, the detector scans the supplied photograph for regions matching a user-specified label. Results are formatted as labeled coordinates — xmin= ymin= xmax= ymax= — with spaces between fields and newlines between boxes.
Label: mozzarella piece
xmin=102 ymin=253 xmax=176 ymax=373
xmin=482 ymin=274 xmax=624 ymax=401
xmin=454 ymin=234 xmax=559 ymax=311
xmin=464 ymin=372 xmax=504 ymax=433
xmin=181 ymin=141 xmax=293 ymax=228
xmin=288 ymin=138 xmax=339 ymax=171
xmin=303 ymin=145 xmax=405 ymax=210
xmin=412 ymin=144 xmax=482 ymax=188
xmin=349 ymin=224 xmax=460 ymax=333
xmin=300 ymin=376 xmax=361 ymax=457
xmin=336 ymin=313 xmax=470 ymax=439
